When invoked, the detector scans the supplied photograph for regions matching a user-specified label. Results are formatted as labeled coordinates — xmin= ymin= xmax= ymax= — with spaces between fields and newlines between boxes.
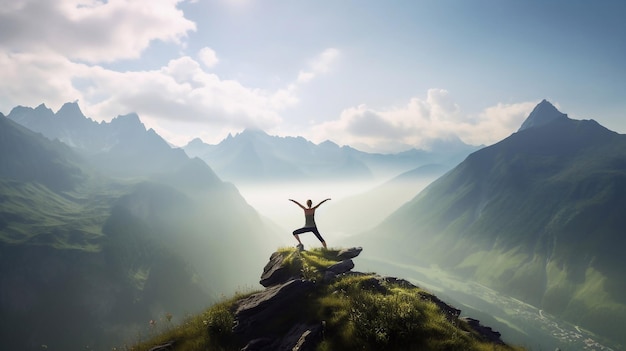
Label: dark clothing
xmin=293 ymin=226 xmax=325 ymax=243
xmin=304 ymin=213 xmax=316 ymax=227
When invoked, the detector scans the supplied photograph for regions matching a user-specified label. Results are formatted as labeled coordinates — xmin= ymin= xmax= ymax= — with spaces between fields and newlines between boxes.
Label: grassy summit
xmin=131 ymin=247 xmax=523 ymax=351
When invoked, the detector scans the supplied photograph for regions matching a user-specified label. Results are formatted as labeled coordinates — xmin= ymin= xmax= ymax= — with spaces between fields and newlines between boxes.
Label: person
xmin=289 ymin=198 xmax=331 ymax=249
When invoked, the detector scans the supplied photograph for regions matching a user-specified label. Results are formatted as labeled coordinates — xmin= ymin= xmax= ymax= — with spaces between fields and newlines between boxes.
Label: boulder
xmin=240 ymin=323 xmax=323 ymax=351
xmin=233 ymin=279 xmax=315 ymax=337
xmin=259 ymin=251 xmax=293 ymax=287
xmin=336 ymin=247 xmax=362 ymax=260
xmin=327 ymin=259 xmax=354 ymax=274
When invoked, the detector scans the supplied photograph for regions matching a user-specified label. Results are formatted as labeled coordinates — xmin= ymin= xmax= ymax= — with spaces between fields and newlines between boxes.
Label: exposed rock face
xmin=239 ymin=248 xmax=362 ymax=349
xmin=259 ymin=251 xmax=292 ymax=287
xmin=336 ymin=246 xmax=362 ymax=260
xmin=461 ymin=317 xmax=505 ymax=344
xmin=234 ymin=279 xmax=315 ymax=338
xmin=326 ymin=259 xmax=354 ymax=275
xmin=418 ymin=291 xmax=461 ymax=322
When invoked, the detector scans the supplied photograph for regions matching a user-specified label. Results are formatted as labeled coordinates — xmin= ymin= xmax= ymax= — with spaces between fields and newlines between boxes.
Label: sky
xmin=0 ymin=0 xmax=624 ymax=153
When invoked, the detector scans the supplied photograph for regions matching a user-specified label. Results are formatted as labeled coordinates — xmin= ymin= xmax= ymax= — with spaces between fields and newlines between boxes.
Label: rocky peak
xmin=518 ymin=99 xmax=568 ymax=132
xmin=109 ymin=113 xmax=145 ymax=132
xmin=57 ymin=101 xmax=87 ymax=123
xmin=232 ymin=246 xmax=506 ymax=350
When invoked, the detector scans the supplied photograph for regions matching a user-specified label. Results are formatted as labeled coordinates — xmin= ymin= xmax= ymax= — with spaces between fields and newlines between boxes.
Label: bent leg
xmin=293 ymin=227 xmax=310 ymax=235
xmin=293 ymin=227 xmax=310 ymax=245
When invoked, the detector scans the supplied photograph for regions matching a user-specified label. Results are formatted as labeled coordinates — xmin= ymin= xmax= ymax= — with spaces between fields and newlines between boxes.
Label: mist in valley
xmin=234 ymin=174 xmax=440 ymax=244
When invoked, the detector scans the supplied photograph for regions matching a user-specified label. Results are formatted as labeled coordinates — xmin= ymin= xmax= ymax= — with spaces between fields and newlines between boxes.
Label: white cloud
xmin=197 ymin=47 xmax=219 ymax=68
xmin=0 ymin=0 xmax=196 ymax=63
xmin=297 ymin=48 xmax=339 ymax=83
xmin=308 ymin=89 xmax=537 ymax=153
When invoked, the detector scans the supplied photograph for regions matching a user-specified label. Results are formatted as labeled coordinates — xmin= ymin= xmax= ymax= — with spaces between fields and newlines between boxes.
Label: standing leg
xmin=311 ymin=227 xmax=327 ymax=249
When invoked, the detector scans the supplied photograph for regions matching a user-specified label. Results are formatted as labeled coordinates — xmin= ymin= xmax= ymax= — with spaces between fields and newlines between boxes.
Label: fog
xmin=234 ymin=175 xmax=438 ymax=246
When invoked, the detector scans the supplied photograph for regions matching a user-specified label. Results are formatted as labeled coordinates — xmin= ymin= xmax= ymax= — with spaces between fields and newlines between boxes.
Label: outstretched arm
xmin=313 ymin=198 xmax=331 ymax=209
xmin=289 ymin=199 xmax=306 ymax=210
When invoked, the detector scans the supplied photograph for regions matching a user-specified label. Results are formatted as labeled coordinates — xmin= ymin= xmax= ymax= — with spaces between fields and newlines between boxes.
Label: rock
xmin=276 ymin=322 xmax=323 ymax=351
xmin=148 ymin=340 xmax=175 ymax=351
xmin=419 ymin=291 xmax=461 ymax=322
xmin=359 ymin=276 xmax=387 ymax=293
xmin=240 ymin=337 xmax=274 ymax=351
xmin=326 ymin=259 xmax=354 ymax=274
xmin=380 ymin=276 xmax=416 ymax=289
xmin=461 ymin=317 xmax=504 ymax=344
xmin=233 ymin=279 xmax=315 ymax=337
xmin=259 ymin=251 xmax=293 ymax=287
xmin=336 ymin=247 xmax=362 ymax=260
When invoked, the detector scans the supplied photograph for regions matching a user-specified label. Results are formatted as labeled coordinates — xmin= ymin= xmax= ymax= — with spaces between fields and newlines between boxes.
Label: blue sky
xmin=1 ymin=0 xmax=624 ymax=152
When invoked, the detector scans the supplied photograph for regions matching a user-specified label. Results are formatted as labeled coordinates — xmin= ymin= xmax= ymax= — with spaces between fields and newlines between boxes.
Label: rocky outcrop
xmin=235 ymin=247 xmax=506 ymax=350
xmin=259 ymin=251 xmax=293 ymax=287
xmin=418 ymin=291 xmax=461 ymax=322
xmin=238 ymin=248 xmax=362 ymax=350
xmin=336 ymin=246 xmax=362 ymax=260
xmin=461 ymin=317 xmax=505 ymax=344
xmin=233 ymin=279 xmax=315 ymax=338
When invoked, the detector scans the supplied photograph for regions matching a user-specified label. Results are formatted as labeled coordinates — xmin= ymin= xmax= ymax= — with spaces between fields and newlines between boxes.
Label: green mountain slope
xmin=0 ymin=113 xmax=278 ymax=350
xmin=362 ymin=101 xmax=626 ymax=347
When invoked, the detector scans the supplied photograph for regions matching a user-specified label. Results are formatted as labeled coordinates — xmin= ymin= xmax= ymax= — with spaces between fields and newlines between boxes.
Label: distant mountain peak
xmin=110 ymin=112 xmax=145 ymax=131
xmin=35 ymin=103 xmax=51 ymax=112
xmin=518 ymin=99 xmax=568 ymax=132
xmin=187 ymin=137 xmax=205 ymax=146
xmin=57 ymin=101 xmax=86 ymax=121
xmin=239 ymin=127 xmax=267 ymax=136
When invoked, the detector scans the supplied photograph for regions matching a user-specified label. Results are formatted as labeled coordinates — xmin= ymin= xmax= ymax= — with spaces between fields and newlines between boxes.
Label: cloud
xmin=0 ymin=46 xmax=335 ymax=146
xmin=297 ymin=48 xmax=340 ymax=83
xmin=308 ymin=89 xmax=537 ymax=153
xmin=0 ymin=0 xmax=347 ymax=147
xmin=0 ymin=0 xmax=195 ymax=63
xmin=198 ymin=47 xmax=219 ymax=68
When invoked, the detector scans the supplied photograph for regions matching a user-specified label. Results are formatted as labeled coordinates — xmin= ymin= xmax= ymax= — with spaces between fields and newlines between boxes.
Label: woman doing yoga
xmin=289 ymin=198 xmax=331 ymax=249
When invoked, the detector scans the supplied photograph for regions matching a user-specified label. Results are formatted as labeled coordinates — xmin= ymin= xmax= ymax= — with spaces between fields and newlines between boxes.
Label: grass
xmin=130 ymin=247 xmax=525 ymax=351
xmin=0 ymin=178 xmax=125 ymax=251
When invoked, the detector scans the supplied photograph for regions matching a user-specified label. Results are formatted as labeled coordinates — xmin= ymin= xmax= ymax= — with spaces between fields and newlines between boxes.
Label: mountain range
xmin=183 ymin=128 xmax=478 ymax=184
xmin=357 ymin=100 xmax=626 ymax=347
xmin=0 ymin=106 xmax=279 ymax=350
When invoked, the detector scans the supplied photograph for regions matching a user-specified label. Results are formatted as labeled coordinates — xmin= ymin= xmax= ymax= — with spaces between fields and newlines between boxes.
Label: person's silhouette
xmin=289 ymin=198 xmax=331 ymax=249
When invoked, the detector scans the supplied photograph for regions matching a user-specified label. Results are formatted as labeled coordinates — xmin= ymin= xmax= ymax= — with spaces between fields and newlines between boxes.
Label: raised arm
xmin=289 ymin=199 xmax=306 ymax=210
xmin=312 ymin=198 xmax=331 ymax=209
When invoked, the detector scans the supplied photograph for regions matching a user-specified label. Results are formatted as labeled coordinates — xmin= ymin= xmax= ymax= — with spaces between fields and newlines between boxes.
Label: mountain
xmin=184 ymin=129 xmax=372 ymax=183
xmin=7 ymin=102 xmax=189 ymax=178
xmin=0 ymin=107 xmax=280 ymax=350
xmin=183 ymin=128 xmax=479 ymax=184
xmin=359 ymin=100 xmax=626 ymax=347
xmin=133 ymin=247 xmax=522 ymax=351
xmin=517 ymin=99 xmax=568 ymax=131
